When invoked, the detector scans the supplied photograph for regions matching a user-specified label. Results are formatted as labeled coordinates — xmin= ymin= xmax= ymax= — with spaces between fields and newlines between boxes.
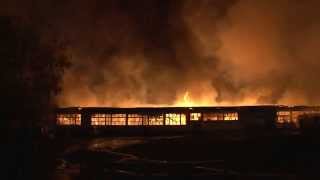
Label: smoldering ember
xmin=2 ymin=0 xmax=320 ymax=179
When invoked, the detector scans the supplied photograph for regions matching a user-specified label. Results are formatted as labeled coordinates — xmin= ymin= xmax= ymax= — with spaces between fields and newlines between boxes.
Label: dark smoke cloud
xmin=215 ymin=0 xmax=320 ymax=105
xmin=2 ymin=0 xmax=320 ymax=106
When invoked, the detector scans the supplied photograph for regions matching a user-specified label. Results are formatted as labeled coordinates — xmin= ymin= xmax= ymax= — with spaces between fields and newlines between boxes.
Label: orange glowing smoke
xmin=54 ymin=1 xmax=320 ymax=107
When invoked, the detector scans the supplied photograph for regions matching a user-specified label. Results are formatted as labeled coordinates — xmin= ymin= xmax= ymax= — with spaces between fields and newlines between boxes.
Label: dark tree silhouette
xmin=1 ymin=16 xmax=68 ymax=131
xmin=1 ymin=16 xmax=69 ymax=179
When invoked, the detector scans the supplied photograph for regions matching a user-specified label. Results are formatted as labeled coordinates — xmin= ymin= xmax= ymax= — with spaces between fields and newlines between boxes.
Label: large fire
xmin=53 ymin=1 xmax=320 ymax=108
xmin=2 ymin=0 xmax=317 ymax=108
xmin=173 ymin=90 xmax=259 ymax=107
xmin=59 ymin=88 xmax=276 ymax=108
xmin=174 ymin=91 xmax=216 ymax=107
xmin=179 ymin=91 xmax=194 ymax=107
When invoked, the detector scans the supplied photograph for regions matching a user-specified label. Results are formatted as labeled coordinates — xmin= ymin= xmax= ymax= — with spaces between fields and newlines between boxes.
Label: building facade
xmin=55 ymin=106 xmax=320 ymax=135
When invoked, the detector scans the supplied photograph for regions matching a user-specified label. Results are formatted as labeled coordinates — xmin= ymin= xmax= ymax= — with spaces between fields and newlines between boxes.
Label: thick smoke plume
xmin=2 ymin=0 xmax=320 ymax=106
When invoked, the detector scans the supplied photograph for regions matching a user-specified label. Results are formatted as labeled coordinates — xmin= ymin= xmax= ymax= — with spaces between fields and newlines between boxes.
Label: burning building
xmin=55 ymin=105 xmax=320 ymax=135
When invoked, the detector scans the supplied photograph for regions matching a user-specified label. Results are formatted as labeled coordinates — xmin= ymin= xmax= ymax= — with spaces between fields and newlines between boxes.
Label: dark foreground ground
xmin=52 ymin=132 xmax=320 ymax=180
xmin=42 ymin=130 xmax=320 ymax=180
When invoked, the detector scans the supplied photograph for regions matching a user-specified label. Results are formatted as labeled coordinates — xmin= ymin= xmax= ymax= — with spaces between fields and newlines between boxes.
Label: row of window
xmin=56 ymin=111 xmax=320 ymax=126
xmin=57 ymin=112 xmax=239 ymax=126
xmin=91 ymin=114 xmax=169 ymax=126
xmin=277 ymin=110 xmax=320 ymax=124
xmin=84 ymin=113 xmax=186 ymax=126
xmin=190 ymin=112 xmax=238 ymax=121
xmin=57 ymin=114 xmax=81 ymax=125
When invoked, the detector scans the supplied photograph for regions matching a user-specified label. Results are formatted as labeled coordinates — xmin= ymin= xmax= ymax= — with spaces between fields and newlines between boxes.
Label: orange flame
xmin=183 ymin=91 xmax=193 ymax=106
xmin=174 ymin=91 xmax=196 ymax=107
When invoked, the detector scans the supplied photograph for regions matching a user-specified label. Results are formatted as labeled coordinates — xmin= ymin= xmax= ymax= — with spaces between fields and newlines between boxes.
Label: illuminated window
xmin=57 ymin=114 xmax=81 ymax=125
xmin=293 ymin=111 xmax=320 ymax=123
xmin=278 ymin=110 xmax=320 ymax=125
xmin=190 ymin=113 xmax=201 ymax=121
xmin=111 ymin=114 xmax=126 ymax=125
xmin=202 ymin=112 xmax=238 ymax=121
xmin=277 ymin=111 xmax=291 ymax=123
xmin=91 ymin=114 xmax=112 ymax=126
xmin=203 ymin=113 xmax=224 ymax=121
xmin=224 ymin=113 xmax=238 ymax=120
xmin=148 ymin=114 xmax=164 ymax=125
xmin=165 ymin=113 xmax=186 ymax=125
xmin=128 ymin=114 xmax=145 ymax=125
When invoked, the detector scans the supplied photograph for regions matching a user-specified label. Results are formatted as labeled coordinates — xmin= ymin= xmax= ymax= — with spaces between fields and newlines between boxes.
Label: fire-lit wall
xmin=55 ymin=107 xmax=241 ymax=127
xmin=276 ymin=108 xmax=320 ymax=128
xmin=89 ymin=113 xmax=187 ymax=126
xmin=57 ymin=113 xmax=81 ymax=125
xmin=55 ymin=106 xmax=320 ymax=131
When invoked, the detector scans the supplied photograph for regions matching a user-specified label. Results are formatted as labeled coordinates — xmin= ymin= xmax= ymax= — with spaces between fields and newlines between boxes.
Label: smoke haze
xmin=2 ymin=0 xmax=320 ymax=107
